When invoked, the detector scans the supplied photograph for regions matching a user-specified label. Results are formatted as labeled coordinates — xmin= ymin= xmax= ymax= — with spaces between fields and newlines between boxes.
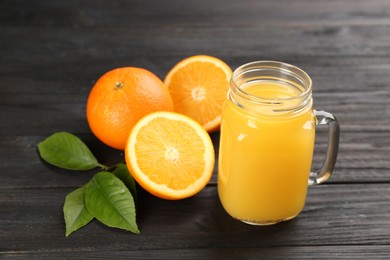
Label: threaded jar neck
xmin=229 ymin=61 xmax=313 ymax=117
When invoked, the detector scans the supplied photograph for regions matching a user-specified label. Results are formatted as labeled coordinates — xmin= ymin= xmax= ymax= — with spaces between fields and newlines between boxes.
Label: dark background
xmin=1 ymin=0 xmax=390 ymax=258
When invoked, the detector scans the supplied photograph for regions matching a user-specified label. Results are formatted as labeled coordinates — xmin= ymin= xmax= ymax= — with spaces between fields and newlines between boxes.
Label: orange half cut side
xmin=125 ymin=111 xmax=215 ymax=200
xmin=164 ymin=55 xmax=232 ymax=132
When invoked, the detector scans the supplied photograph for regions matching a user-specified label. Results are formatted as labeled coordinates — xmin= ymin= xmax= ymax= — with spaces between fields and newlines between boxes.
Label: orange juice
xmin=218 ymin=79 xmax=316 ymax=224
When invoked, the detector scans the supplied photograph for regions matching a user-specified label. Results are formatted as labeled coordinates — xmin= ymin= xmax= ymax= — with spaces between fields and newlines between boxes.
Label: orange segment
xmin=125 ymin=111 xmax=215 ymax=200
xmin=164 ymin=55 xmax=232 ymax=132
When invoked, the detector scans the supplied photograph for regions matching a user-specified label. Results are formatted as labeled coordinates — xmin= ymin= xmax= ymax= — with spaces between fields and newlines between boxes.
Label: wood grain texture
xmin=3 ymin=247 xmax=390 ymax=259
xmin=1 ymin=185 xmax=390 ymax=254
xmin=0 ymin=129 xmax=389 ymax=190
xmin=2 ymin=0 xmax=390 ymax=27
xmin=1 ymin=0 xmax=390 ymax=258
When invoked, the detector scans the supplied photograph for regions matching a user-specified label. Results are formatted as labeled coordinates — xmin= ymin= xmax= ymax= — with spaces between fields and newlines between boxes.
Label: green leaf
xmin=64 ymin=184 xmax=94 ymax=237
xmin=38 ymin=132 xmax=99 ymax=170
xmin=112 ymin=163 xmax=137 ymax=201
xmin=85 ymin=172 xmax=139 ymax=234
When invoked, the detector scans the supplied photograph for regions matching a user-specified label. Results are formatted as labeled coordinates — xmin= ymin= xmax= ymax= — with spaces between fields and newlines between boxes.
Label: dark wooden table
xmin=1 ymin=0 xmax=390 ymax=258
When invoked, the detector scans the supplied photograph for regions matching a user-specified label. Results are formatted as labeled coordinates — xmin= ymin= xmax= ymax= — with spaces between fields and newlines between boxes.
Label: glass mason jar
xmin=218 ymin=61 xmax=340 ymax=225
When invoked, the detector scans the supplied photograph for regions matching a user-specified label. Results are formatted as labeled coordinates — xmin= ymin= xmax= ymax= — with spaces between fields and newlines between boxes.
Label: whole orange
xmin=86 ymin=67 xmax=174 ymax=150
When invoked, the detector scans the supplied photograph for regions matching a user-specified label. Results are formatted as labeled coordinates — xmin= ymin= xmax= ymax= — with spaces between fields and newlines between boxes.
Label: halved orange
xmin=164 ymin=55 xmax=232 ymax=133
xmin=125 ymin=111 xmax=215 ymax=200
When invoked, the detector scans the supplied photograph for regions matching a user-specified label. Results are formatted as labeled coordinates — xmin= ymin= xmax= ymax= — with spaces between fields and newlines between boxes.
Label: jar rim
xmin=231 ymin=60 xmax=312 ymax=103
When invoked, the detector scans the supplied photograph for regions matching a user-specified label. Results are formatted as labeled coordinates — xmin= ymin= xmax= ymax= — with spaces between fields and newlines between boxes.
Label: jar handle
xmin=309 ymin=110 xmax=340 ymax=185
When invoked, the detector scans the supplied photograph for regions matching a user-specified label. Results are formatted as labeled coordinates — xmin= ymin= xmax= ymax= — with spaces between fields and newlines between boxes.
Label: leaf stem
xmin=97 ymin=161 xmax=125 ymax=171
xmin=97 ymin=163 xmax=110 ymax=171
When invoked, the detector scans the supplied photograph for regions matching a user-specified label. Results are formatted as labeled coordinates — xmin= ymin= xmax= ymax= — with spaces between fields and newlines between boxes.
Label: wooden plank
xmin=0 ymin=127 xmax=389 ymax=189
xmin=2 ymin=56 xmax=390 ymax=95
xmin=2 ymin=0 xmax=390 ymax=27
xmin=2 ymin=246 xmax=390 ymax=259
xmin=2 ymin=25 xmax=390 ymax=70
xmin=1 ymin=184 xmax=390 ymax=253
xmin=1 ymin=86 xmax=389 ymax=135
